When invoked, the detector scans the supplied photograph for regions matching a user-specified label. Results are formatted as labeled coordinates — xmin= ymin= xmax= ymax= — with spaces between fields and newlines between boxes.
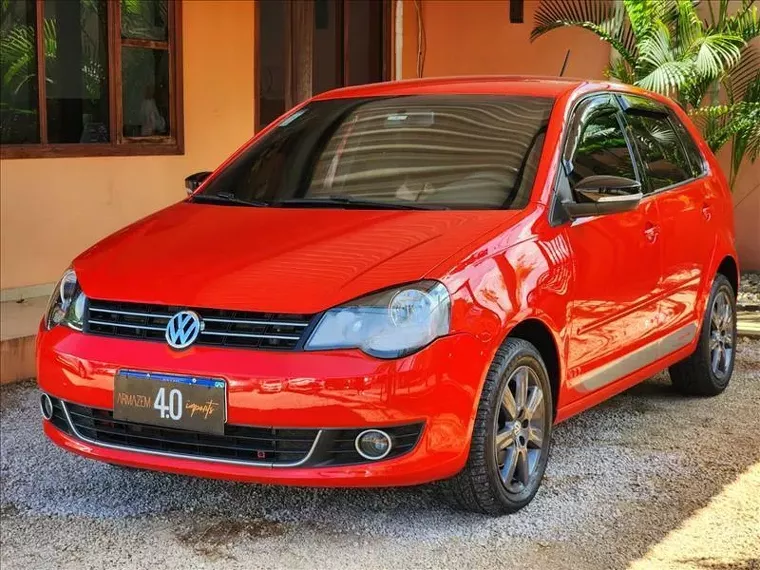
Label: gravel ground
xmin=1 ymin=340 xmax=758 ymax=570
xmin=739 ymin=271 xmax=760 ymax=307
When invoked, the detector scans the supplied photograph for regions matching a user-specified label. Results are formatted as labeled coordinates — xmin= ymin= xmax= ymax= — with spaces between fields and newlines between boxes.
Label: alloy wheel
xmin=494 ymin=366 xmax=545 ymax=494
xmin=709 ymin=290 xmax=735 ymax=379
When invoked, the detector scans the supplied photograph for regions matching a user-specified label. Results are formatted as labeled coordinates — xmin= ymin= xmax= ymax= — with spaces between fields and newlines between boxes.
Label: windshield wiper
xmin=190 ymin=192 xmax=271 ymax=207
xmin=276 ymin=196 xmax=448 ymax=210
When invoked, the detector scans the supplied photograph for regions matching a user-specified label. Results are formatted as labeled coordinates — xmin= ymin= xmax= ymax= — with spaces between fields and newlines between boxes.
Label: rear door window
xmin=625 ymin=112 xmax=692 ymax=191
xmin=669 ymin=116 xmax=707 ymax=178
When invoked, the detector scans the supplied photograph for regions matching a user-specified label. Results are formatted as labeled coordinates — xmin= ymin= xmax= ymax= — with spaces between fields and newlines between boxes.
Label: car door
xmin=557 ymin=94 xmax=664 ymax=402
xmin=618 ymin=94 xmax=713 ymax=337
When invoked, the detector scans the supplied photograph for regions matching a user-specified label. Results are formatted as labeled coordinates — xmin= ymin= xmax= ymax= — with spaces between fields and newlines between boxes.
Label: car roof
xmin=312 ymin=75 xmax=593 ymax=101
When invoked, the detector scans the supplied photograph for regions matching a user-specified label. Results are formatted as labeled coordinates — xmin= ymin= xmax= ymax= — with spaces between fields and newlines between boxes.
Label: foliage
xmin=692 ymin=74 xmax=760 ymax=181
xmin=0 ymin=0 xmax=162 ymax=125
xmin=532 ymin=0 xmax=760 ymax=188
xmin=0 ymin=18 xmax=57 ymax=93
xmin=121 ymin=0 xmax=168 ymax=40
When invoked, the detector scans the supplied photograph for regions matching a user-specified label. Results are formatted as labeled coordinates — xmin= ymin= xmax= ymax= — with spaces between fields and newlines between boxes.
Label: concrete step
xmin=737 ymin=309 xmax=760 ymax=339
xmin=1 ymin=296 xmax=47 ymax=385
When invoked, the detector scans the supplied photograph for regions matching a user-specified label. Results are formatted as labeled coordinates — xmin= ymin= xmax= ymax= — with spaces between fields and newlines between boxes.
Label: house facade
xmin=1 ymin=0 xmax=758 ymax=301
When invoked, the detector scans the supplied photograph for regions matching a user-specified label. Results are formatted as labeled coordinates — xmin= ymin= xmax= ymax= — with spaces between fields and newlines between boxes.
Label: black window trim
xmin=615 ymin=93 xmax=709 ymax=196
xmin=666 ymin=109 xmax=709 ymax=179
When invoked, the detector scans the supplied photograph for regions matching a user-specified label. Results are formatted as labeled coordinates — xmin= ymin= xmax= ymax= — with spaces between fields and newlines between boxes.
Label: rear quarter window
xmin=669 ymin=115 xmax=707 ymax=178
xmin=626 ymin=113 xmax=692 ymax=191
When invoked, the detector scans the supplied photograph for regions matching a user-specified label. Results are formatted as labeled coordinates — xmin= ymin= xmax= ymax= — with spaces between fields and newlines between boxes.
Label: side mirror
xmin=185 ymin=171 xmax=212 ymax=195
xmin=562 ymin=175 xmax=642 ymax=220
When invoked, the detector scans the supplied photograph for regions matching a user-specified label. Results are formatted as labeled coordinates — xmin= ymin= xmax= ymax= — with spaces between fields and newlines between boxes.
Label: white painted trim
xmin=1 ymin=283 xmax=55 ymax=303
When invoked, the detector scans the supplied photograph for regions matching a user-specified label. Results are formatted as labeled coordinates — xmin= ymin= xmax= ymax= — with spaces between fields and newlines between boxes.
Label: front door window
xmin=564 ymin=96 xmax=639 ymax=192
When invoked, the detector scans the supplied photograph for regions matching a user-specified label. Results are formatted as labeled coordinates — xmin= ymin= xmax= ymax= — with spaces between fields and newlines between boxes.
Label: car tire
xmin=669 ymin=274 xmax=737 ymax=397
xmin=440 ymin=338 xmax=553 ymax=515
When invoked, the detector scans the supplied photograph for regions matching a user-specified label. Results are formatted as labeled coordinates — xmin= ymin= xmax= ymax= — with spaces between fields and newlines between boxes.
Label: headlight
xmin=45 ymin=269 xmax=86 ymax=331
xmin=305 ymin=281 xmax=450 ymax=358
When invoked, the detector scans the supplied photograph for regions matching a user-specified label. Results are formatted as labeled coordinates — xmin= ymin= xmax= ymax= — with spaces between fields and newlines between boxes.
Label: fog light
xmin=355 ymin=429 xmax=392 ymax=460
xmin=40 ymin=393 xmax=54 ymax=420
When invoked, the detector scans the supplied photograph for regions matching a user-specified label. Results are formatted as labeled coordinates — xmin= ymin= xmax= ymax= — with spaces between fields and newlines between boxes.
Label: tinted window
xmin=626 ymin=113 xmax=691 ymax=190
xmin=670 ymin=115 xmax=706 ymax=177
xmin=44 ymin=0 xmax=110 ymax=144
xmin=567 ymin=99 xmax=638 ymax=193
xmin=0 ymin=0 xmax=39 ymax=144
xmin=122 ymin=47 xmax=170 ymax=137
xmin=197 ymin=95 xmax=554 ymax=210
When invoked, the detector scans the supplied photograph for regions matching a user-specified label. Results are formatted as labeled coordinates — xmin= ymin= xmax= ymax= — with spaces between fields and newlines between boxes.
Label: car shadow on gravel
xmin=2 ymin=340 xmax=758 ymax=569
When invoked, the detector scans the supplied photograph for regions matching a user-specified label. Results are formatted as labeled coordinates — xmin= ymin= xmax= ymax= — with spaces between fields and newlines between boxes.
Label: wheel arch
xmin=506 ymin=318 xmax=561 ymax=419
xmin=716 ymin=255 xmax=739 ymax=296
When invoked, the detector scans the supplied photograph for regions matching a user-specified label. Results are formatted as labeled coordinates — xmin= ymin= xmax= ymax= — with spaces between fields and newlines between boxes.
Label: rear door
xmin=618 ymin=95 xmax=713 ymax=339
xmin=559 ymin=94 xmax=664 ymax=401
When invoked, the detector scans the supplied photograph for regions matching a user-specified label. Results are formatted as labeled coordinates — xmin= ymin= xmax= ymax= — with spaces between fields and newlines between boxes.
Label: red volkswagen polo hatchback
xmin=38 ymin=77 xmax=738 ymax=515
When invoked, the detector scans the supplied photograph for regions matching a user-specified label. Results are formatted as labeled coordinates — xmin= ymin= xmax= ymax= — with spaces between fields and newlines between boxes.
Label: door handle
xmin=644 ymin=223 xmax=660 ymax=243
xmin=702 ymin=203 xmax=713 ymax=221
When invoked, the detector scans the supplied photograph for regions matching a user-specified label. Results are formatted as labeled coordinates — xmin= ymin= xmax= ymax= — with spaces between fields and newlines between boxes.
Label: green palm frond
xmin=744 ymin=117 xmax=760 ymax=161
xmin=0 ymin=18 xmax=57 ymax=92
xmin=691 ymin=104 xmax=734 ymax=151
xmin=637 ymin=20 xmax=677 ymax=69
xmin=531 ymin=0 xmax=638 ymax=65
xmin=622 ymin=0 xmax=672 ymax=45
xmin=532 ymin=0 xmax=758 ymax=189
xmin=724 ymin=44 xmax=760 ymax=102
xmin=0 ymin=25 xmax=35 ymax=85
xmin=730 ymin=75 xmax=760 ymax=174
xmin=606 ymin=56 xmax=637 ymax=84
xmin=690 ymin=33 xmax=744 ymax=80
xmin=649 ymin=122 xmax=680 ymax=147
xmin=717 ymin=1 xmax=760 ymax=42
xmin=637 ymin=60 xmax=694 ymax=95
xmin=673 ymin=0 xmax=701 ymax=55
xmin=690 ymin=74 xmax=759 ymax=185
xmin=634 ymin=22 xmax=698 ymax=96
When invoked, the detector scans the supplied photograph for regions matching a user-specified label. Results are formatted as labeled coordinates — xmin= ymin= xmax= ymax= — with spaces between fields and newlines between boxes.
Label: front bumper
xmin=37 ymin=325 xmax=488 ymax=486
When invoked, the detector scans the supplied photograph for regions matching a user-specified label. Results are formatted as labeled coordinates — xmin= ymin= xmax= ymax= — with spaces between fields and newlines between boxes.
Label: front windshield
xmin=195 ymin=95 xmax=554 ymax=210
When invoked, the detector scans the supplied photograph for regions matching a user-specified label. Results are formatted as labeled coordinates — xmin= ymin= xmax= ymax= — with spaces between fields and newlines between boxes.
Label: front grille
xmin=85 ymin=299 xmax=313 ymax=350
xmin=64 ymin=402 xmax=318 ymax=465
xmin=46 ymin=397 xmax=424 ymax=467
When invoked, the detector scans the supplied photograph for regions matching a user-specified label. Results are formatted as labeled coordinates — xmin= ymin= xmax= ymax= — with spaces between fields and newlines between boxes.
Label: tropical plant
xmin=121 ymin=0 xmax=169 ymax=41
xmin=0 ymin=19 xmax=57 ymax=94
xmin=531 ymin=0 xmax=760 ymax=188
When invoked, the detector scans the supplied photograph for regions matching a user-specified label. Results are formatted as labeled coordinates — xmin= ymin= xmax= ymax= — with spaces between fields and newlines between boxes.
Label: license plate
xmin=113 ymin=370 xmax=226 ymax=435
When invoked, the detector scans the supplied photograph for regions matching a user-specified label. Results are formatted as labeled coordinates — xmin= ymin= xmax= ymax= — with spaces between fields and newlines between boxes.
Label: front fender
xmin=438 ymin=229 xmax=572 ymax=427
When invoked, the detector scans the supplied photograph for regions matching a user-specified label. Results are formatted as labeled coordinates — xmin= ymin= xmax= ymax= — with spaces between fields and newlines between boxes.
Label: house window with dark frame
xmin=0 ymin=0 xmax=183 ymax=158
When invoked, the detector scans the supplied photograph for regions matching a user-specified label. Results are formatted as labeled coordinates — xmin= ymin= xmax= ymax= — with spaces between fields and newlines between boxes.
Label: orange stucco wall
xmin=0 ymin=0 xmax=255 ymax=290
xmin=730 ymin=158 xmax=760 ymax=271
xmin=398 ymin=0 xmax=610 ymax=81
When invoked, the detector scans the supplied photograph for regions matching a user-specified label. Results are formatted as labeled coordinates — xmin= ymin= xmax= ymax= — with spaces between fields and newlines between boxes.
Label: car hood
xmin=75 ymin=202 xmax=518 ymax=314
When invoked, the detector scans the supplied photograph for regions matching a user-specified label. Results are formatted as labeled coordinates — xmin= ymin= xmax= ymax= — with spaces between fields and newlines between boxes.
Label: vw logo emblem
xmin=165 ymin=310 xmax=203 ymax=349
